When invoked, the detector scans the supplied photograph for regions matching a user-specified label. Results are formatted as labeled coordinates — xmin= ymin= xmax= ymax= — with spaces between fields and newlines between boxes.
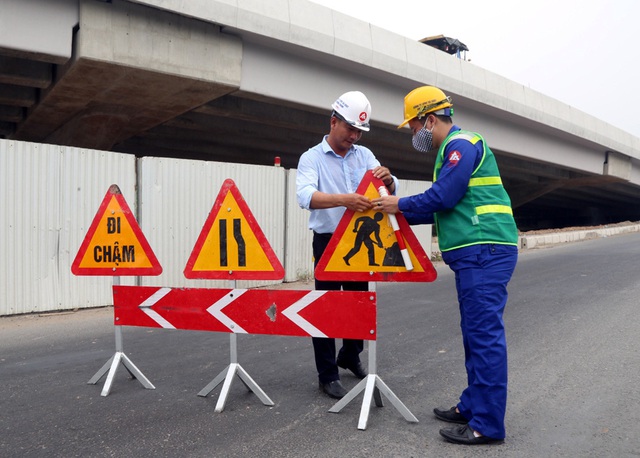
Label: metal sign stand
xmin=197 ymin=280 xmax=274 ymax=412
xmin=87 ymin=277 xmax=155 ymax=396
xmin=329 ymin=282 xmax=418 ymax=430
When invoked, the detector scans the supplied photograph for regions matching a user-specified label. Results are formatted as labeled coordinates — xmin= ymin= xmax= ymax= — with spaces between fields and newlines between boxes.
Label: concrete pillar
xmin=604 ymin=150 xmax=631 ymax=181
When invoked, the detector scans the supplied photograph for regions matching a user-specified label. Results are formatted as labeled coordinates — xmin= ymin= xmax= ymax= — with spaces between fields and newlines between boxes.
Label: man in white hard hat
xmin=296 ymin=91 xmax=398 ymax=399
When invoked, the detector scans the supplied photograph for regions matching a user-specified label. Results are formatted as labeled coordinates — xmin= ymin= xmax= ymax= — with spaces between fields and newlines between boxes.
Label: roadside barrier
xmin=73 ymin=175 xmax=437 ymax=429
xmin=114 ymin=283 xmax=375 ymax=412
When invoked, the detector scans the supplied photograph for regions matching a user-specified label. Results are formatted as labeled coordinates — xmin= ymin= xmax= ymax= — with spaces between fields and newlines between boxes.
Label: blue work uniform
xmin=399 ymin=125 xmax=518 ymax=440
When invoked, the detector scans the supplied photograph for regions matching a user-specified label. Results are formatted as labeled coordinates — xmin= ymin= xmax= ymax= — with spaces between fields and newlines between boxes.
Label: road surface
xmin=1 ymin=233 xmax=639 ymax=457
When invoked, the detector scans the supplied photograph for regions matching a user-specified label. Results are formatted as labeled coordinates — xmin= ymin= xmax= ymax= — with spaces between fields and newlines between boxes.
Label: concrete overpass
xmin=2 ymin=0 xmax=639 ymax=230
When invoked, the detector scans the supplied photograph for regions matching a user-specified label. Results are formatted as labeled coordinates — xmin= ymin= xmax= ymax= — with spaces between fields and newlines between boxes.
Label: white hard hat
xmin=331 ymin=91 xmax=371 ymax=131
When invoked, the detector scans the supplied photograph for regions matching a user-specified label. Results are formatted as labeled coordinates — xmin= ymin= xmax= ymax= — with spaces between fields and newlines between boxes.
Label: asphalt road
xmin=1 ymin=233 xmax=639 ymax=457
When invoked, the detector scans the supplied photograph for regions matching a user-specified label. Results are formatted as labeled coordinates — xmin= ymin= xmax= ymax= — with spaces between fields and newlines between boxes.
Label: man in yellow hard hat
xmin=374 ymin=85 xmax=518 ymax=445
xmin=297 ymin=91 xmax=397 ymax=399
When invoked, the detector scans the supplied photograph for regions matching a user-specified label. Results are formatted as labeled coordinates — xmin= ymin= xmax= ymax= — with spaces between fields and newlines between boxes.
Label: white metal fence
xmin=0 ymin=139 xmax=432 ymax=316
xmin=1 ymin=140 xmax=137 ymax=315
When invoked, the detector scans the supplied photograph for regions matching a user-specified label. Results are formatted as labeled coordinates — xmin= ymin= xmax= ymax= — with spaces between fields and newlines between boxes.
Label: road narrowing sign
xmin=71 ymin=185 xmax=162 ymax=276
xmin=315 ymin=171 xmax=437 ymax=282
xmin=184 ymin=179 xmax=285 ymax=280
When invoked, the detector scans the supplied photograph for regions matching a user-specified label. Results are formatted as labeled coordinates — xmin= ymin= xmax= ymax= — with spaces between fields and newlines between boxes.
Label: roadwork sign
xmin=315 ymin=171 xmax=437 ymax=282
xmin=184 ymin=179 xmax=285 ymax=280
xmin=71 ymin=185 xmax=162 ymax=276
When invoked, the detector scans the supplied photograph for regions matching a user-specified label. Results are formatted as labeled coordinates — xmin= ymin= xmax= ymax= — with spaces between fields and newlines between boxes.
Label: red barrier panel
xmin=113 ymin=286 xmax=377 ymax=340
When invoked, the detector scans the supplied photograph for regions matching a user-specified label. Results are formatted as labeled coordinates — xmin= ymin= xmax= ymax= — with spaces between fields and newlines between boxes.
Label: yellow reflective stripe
xmin=452 ymin=132 xmax=482 ymax=144
xmin=452 ymin=133 xmax=475 ymax=142
xmin=469 ymin=176 xmax=502 ymax=186
xmin=476 ymin=205 xmax=513 ymax=215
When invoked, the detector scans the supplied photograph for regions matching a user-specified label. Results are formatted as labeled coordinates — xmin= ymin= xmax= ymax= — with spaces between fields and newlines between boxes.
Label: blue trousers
xmin=447 ymin=244 xmax=517 ymax=440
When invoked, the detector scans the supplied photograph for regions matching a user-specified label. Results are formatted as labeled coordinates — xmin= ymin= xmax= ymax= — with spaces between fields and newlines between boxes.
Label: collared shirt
xmin=297 ymin=136 xmax=394 ymax=234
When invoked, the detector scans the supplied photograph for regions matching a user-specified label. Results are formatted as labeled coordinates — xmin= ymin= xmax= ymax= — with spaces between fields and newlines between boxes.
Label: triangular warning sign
xmin=71 ymin=185 xmax=162 ymax=276
xmin=315 ymin=171 xmax=437 ymax=282
xmin=184 ymin=179 xmax=285 ymax=280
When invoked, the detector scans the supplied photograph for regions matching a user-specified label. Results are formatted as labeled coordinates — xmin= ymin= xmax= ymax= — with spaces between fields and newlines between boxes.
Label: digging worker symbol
xmin=343 ymin=212 xmax=384 ymax=266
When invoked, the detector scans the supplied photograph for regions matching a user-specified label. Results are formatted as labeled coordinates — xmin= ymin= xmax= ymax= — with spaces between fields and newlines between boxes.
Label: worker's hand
xmin=372 ymin=195 xmax=400 ymax=214
xmin=343 ymin=193 xmax=373 ymax=213
xmin=371 ymin=166 xmax=394 ymax=187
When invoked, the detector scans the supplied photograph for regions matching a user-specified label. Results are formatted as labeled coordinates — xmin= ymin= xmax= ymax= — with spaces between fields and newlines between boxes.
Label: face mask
xmin=412 ymin=119 xmax=434 ymax=153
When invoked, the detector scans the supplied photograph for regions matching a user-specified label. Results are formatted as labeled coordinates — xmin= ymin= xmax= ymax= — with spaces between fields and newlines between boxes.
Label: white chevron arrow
xmin=138 ymin=287 xmax=174 ymax=329
xmin=282 ymin=290 xmax=328 ymax=338
xmin=206 ymin=289 xmax=248 ymax=333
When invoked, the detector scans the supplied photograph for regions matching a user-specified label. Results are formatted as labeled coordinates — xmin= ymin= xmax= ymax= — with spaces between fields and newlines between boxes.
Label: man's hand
xmin=372 ymin=166 xmax=394 ymax=189
xmin=310 ymin=191 xmax=372 ymax=211
xmin=372 ymin=195 xmax=400 ymax=214
xmin=343 ymin=193 xmax=374 ymax=213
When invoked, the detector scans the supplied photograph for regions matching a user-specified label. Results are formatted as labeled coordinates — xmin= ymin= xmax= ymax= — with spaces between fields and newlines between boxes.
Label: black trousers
xmin=312 ymin=232 xmax=367 ymax=383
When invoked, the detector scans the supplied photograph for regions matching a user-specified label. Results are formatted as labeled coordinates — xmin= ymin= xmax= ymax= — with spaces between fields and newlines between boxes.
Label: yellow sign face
xmin=72 ymin=185 xmax=162 ymax=276
xmin=190 ymin=191 xmax=273 ymax=272
xmin=184 ymin=179 xmax=284 ymax=280
xmin=77 ymin=196 xmax=153 ymax=269
xmin=321 ymin=183 xmax=428 ymax=273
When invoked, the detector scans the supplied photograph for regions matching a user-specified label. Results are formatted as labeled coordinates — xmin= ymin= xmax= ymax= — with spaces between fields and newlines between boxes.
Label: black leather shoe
xmin=439 ymin=425 xmax=503 ymax=445
xmin=337 ymin=360 xmax=367 ymax=379
xmin=434 ymin=406 xmax=468 ymax=424
xmin=319 ymin=380 xmax=347 ymax=399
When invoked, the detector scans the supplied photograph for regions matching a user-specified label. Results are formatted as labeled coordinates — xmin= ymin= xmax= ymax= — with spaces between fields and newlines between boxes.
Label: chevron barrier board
xmin=113 ymin=286 xmax=377 ymax=340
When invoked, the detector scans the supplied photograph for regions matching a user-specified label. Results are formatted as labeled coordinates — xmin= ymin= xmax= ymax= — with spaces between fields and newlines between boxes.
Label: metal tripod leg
xmin=197 ymin=333 xmax=274 ymax=412
xmin=328 ymin=340 xmax=418 ymax=430
xmin=87 ymin=325 xmax=155 ymax=396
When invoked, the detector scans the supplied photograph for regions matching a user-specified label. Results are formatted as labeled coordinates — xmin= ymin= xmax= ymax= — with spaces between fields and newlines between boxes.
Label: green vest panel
xmin=434 ymin=130 xmax=519 ymax=252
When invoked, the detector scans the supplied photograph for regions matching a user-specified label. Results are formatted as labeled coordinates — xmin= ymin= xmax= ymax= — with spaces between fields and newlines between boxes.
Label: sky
xmin=312 ymin=0 xmax=640 ymax=139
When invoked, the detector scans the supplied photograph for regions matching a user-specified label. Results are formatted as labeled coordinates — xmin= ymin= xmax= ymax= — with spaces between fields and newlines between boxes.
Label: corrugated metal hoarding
xmin=0 ymin=140 xmax=136 ymax=315
xmin=284 ymin=169 xmax=314 ymax=282
xmin=1 ymin=139 xmax=432 ymax=316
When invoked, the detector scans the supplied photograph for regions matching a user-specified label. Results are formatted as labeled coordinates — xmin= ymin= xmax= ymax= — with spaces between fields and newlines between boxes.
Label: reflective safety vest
xmin=434 ymin=130 xmax=519 ymax=252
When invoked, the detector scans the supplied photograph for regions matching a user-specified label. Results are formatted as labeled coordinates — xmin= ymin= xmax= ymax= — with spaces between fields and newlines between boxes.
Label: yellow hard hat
xmin=397 ymin=86 xmax=453 ymax=128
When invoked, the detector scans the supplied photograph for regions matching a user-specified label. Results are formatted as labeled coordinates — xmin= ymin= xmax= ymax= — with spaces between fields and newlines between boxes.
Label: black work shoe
xmin=319 ymin=380 xmax=347 ymax=399
xmin=439 ymin=424 xmax=503 ymax=445
xmin=337 ymin=360 xmax=367 ymax=379
xmin=434 ymin=406 xmax=468 ymax=424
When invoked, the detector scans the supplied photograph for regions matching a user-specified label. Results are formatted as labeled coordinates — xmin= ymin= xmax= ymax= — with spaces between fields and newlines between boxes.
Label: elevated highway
xmin=1 ymin=0 xmax=639 ymax=230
